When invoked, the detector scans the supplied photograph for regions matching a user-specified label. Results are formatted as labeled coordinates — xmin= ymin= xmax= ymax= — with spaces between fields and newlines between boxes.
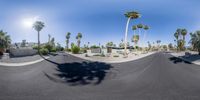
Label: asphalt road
xmin=1 ymin=52 xmax=200 ymax=100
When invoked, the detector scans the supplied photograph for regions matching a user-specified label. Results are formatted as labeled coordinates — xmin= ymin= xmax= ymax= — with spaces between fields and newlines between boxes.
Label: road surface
xmin=1 ymin=52 xmax=200 ymax=100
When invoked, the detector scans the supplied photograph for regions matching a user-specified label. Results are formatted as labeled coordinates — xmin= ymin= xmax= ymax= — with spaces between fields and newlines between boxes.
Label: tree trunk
xmin=124 ymin=17 xmax=131 ymax=56
xmin=38 ymin=31 xmax=40 ymax=55
xmin=198 ymin=49 xmax=200 ymax=55
xmin=77 ymin=39 xmax=80 ymax=48
xmin=66 ymin=40 xmax=69 ymax=49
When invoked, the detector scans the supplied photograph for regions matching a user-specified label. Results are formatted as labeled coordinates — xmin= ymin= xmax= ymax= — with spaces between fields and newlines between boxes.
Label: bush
xmin=65 ymin=48 xmax=71 ymax=52
xmin=60 ymin=47 xmax=64 ymax=51
xmin=80 ymin=48 xmax=87 ymax=53
xmin=90 ymin=45 xmax=100 ymax=49
xmin=44 ymin=44 xmax=53 ymax=51
xmin=39 ymin=48 xmax=49 ymax=55
xmin=113 ymin=55 xmax=119 ymax=57
xmin=71 ymin=45 xmax=80 ymax=54
xmin=56 ymin=46 xmax=64 ymax=51
xmin=51 ymin=47 xmax=57 ymax=52
xmin=93 ymin=54 xmax=101 ymax=56
xmin=32 ymin=45 xmax=39 ymax=50
xmin=101 ymin=54 xmax=105 ymax=57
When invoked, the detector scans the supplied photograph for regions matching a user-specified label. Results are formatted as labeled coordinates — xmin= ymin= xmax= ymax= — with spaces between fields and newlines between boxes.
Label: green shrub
xmin=60 ymin=47 xmax=64 ymax=51
xmin=80 ymin=48 xmax=87 ymax=53
xmin=65 ymin=48 xmax=71 ymax=52
xmin=51 ymin=47 xmax=57 ymax=52
xmin=32 ymin=45 xmax=39 ymax=50
xmin=93 ymin=54 xmax=101 ymax=56
xmin=72 ymin=45 xmax=80 ymax=54
xmin=44 ymin=44 xmax=53 ymax=52
xmin=101 ymin=54 xmax=105 ymax=57
xmin=113 ymin=55 xmax=119 ymax=57
xmin=90 ymin=45 xmax=100 ymax=49
xmin=39 ymin=48 xmax=49 ymax=55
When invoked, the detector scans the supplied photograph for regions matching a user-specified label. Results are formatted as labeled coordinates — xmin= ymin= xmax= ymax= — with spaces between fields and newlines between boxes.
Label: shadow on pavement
xmin=41 ymin=55 xmax=113 ymax=86
xmin=169 ymin=57 xmax=192 ymax=64
xmin=181 ymin=54 xmax=200 ymax=62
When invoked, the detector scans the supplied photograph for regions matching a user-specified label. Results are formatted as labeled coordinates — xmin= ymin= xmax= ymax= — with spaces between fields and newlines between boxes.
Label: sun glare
xmin=21 ymin=16 xmax=39 ymax=28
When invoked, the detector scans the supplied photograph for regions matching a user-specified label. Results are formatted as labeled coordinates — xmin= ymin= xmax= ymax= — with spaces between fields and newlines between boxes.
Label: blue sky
xmin=0 ymin=0 xmax=200 ymax=47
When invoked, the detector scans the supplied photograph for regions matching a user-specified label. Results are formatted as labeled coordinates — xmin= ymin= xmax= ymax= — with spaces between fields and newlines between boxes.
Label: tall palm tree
xmin=136 ymin=24 xmax=143 ymax=47
xmin=5 ymin=35 xmax=11 ymax=49
xmin=181 ymin=29 xmax=187 ymax=41
xmin=190 ymin=32 xmax=196 ymax=50
xmin=124 ymin=11 xmax=141 ymax=56
xmin=0 ymin=30 xmax=11 ymax=50
xmin=48 ymin=34 xmax=51 ymax=43
xmin=76 ymin=33 xmax=82 ymax=48
xmin=66 ymin=32 xmax=71 ymax=49
xmin=87 ymin=42 xmax=90 ymax=48
xmin=176 ymin=28 xmax=182 ymax=39
xmin=106 ymin=42 xmax=114 ymax=47
xmin=137 ymin=24 xmax=143 ymax=36
xmin=174 ymin=32 xmax=179 ymax=51
xmin=190 ymin=31 xmax=200 ymax=54
xmin=156 ymin=40 xmax=161 ymax=50
xmin=33 ymin=21 xmax=45 ymax=53
xmin=132 ymin=25 xmax=137 ymax=36
xmin=0 ymin=30 xmax=6 ymax=48
xmin=132 ymin=35 xmax=139 ymax=48
xmin=143 ymin=25 xmax=149 ymax=47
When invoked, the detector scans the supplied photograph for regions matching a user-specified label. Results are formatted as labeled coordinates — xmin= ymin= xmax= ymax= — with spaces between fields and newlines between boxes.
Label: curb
xmin=0 ymin=57 xmax=50 ymax=67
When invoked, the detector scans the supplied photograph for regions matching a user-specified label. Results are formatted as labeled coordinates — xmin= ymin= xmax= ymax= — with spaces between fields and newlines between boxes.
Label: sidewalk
xmin=66 ymin=52 xmax=156 ymax=63
xmin=170 ymin=51 xmax=200 ymax=65
xmin=0 ymin=55 xmax=49 ymax=67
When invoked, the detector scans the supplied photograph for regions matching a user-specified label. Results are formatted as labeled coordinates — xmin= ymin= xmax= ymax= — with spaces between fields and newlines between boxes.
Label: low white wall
xmin=10 ymin=48 xmax=37 ymax=57
xmin=87 ymin=49 xmax=130 ymax=56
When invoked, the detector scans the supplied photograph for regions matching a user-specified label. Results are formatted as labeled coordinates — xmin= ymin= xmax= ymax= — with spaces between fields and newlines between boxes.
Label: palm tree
xmin=176 ymin=28 xmax=182 ymax=39
xmin=66 ymin=32 xmax=71 ymax=49
xmin=0 ymin=30 xmax=11 ymax=51
xmin=5 ymin=35 xmax=11 ymax=49
xmin=181 ymin=29 xmax=187 ymax=50
xmin=106 ymin=42 xmax=114 ymax=47
xmin=132 ymin=35 xmax=139 ymax=48
xmin=0 ymin=30 xmax=6 ymax=49
xmin=76 ymin=33 xmax=82 ymax=48
xmin=174 ymin=32 xmax=179 ymax=51
xmin=143 ymin=25 xmax=149 ymax=45
xmin=137 ymin=24 xmax=144 ymax=36
xmin=190 ymin=31 xmax=200 ymax=54
xmin=181 ymin=29 xmax=187 ymax=41
xmin=33 ymin=21 xmax=45 ymax=53
xmin=87 ymin=42 xmax=90 ymax=48
xmin=124 ymin=11 xmax=141 ymax=56
xmin=156 ymin=40 xmax=161 ymax=50
xmin=48 ymin=34 xmax=51 ymax=43
xmin=132 ymin=25 xmax=137 ymax=36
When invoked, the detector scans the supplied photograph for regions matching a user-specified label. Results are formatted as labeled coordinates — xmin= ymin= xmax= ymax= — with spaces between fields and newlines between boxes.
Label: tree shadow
xmin=181 ymin=54 xmax=200 ymax=62
xmin=42 ymin=56 xmax=113 ymax=86
xmin=169 ymin=57 xmax=192 ymax=64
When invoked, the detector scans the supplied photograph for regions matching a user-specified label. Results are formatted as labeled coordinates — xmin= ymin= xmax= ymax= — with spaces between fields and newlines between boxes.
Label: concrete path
xmin=0 ymin=56 xmax=49 ymax=67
